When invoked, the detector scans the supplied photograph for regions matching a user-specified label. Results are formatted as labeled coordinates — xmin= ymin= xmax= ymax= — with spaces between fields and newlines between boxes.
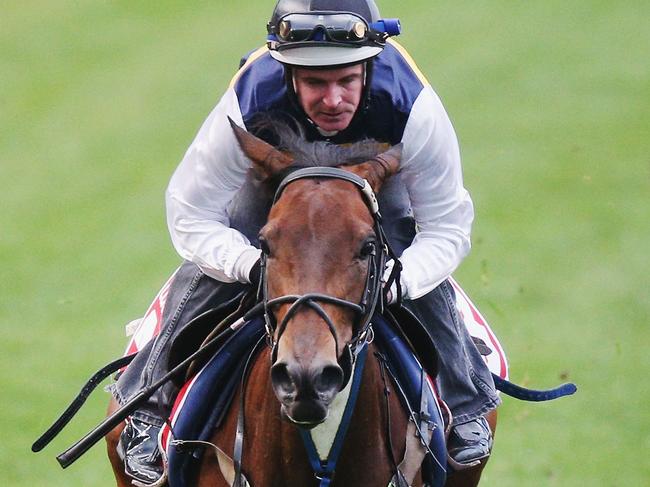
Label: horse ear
xmin=228 ymin=117 xmax=294 ymax=180
xmin=342 ymin=144 xmax=402 ymax=193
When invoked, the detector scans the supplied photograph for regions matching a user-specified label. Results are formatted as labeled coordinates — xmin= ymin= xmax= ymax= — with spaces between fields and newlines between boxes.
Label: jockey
xmin=112 ymin=0 xmax=500 ymax=484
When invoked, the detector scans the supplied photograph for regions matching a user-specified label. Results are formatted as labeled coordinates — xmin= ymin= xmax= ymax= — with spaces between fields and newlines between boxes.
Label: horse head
xmin=231 ymin=119 xmax=401 ymax=427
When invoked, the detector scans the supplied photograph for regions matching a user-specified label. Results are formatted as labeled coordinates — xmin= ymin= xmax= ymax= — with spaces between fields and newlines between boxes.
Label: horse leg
xmin=444 ymin=410 xmax=498 ymax=487
xmin=105 ymin=397 xmax=132 ymax=487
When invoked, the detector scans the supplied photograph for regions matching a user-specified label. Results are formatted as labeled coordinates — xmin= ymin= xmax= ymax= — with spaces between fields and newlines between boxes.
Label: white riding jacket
xmin=166 ymin=41 xmax=473 ymax=300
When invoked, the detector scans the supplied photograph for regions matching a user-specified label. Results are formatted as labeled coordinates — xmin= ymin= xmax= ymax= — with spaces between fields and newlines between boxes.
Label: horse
xmin=106 ymin=120 xmax=497 ymax=487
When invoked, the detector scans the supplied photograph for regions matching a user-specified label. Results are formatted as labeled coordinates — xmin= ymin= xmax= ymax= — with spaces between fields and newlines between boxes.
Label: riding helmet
xmin=266 ymin=0 xmax=400 ymax=67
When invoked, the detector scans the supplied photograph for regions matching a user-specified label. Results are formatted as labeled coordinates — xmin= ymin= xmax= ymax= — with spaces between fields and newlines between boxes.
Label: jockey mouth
xmin=314 ymin=110 xmax=355 ymax=131
xmin=315 ymin=111 xmax=352 ymax=124
xmin=320 ymin=111 xmax=347 ymax=118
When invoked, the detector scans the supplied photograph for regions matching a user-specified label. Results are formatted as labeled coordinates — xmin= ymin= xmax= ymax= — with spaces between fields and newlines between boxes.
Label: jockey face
xmin=293 ymin=64 xmax=364 ymax=133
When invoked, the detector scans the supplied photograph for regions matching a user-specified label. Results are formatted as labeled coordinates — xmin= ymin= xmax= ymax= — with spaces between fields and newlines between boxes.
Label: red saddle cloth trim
xmin=124 ymin=268 xmax=180 ymax=356
xmin=450 ymin=277 xmax=509 ymax=380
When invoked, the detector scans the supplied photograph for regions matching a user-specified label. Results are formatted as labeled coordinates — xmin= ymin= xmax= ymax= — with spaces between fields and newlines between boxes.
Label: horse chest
xmin=307 ymin=370 xmax=356 ymax=460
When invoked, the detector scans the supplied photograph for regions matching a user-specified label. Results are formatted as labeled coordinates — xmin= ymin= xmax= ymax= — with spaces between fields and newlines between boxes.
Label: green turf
xmin=2 ymin=1 xmax=648 ymax=485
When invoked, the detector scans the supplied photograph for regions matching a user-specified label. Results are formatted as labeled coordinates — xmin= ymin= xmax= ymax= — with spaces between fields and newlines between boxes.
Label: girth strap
xmin=492 ymin=374 xmax=577 ymax=401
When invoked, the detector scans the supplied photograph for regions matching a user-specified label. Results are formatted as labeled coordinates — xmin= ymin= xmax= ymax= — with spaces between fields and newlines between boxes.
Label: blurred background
xmin=1 ymin=1 xmax=648 ymax=485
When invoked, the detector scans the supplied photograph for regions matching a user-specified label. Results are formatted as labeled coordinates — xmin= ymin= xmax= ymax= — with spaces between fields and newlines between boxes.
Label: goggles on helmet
xmin=267 ymin=12 xmax=400 ymax=50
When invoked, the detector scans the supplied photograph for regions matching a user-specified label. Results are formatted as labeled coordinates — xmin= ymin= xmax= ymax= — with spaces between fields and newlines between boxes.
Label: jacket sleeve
xmin=397 ymin=85 xmax=474 ymax=299
xmin=165 ymin=88 xmax=261 ymax=283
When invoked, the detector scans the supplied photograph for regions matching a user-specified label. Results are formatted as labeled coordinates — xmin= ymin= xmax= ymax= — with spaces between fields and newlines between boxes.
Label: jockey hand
xmin=248 ymin=259 xmax=262 ymax=289
xmin=382 ymin=259 xmax=399 ymax=305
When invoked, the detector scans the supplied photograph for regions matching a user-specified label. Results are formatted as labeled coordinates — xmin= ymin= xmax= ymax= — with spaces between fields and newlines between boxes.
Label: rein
xmin=260 ymin=166 xmax=401 ymax=389
xmin=35 ymin=305 xmax=251 ymax=468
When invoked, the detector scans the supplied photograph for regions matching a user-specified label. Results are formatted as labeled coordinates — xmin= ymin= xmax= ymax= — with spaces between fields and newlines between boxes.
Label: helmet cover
xmin=267 ymin=0 xmax=392 ymax=67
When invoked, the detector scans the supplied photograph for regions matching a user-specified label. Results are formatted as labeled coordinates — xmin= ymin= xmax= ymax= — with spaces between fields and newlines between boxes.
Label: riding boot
xmin=447 ymin=416 xmax=493 ymax=464
xmin=117 ymin=417 xmax=164 ymax=484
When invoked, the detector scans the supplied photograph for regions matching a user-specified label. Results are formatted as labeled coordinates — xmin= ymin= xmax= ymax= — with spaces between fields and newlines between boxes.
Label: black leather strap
xmin=233 ymin=335 xmax=266 ymax=487
xmin=273 ymin=166 xmax=367 ymax=204
xmin=32 ymin=353 xmax=137 ymax=452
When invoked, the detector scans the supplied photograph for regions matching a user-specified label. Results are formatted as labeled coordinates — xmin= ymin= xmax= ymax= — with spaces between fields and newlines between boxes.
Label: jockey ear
xmin=342 ymin=144 xmax=402 ymax=193
xmin=228 ymin=117 xmax=294 ymax=180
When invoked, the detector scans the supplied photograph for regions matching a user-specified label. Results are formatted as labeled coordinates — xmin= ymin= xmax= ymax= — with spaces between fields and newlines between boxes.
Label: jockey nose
xmin=322 ymin=85 xmax=342 ymax=109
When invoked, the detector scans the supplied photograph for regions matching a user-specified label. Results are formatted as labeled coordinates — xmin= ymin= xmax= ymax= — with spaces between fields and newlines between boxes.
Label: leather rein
xmin=259 ymin=166 xmax=402 ymax=389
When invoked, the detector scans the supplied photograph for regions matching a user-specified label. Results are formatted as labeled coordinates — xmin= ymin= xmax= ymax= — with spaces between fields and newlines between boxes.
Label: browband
xmin=273 ymin=167 xmax=380 ymax=215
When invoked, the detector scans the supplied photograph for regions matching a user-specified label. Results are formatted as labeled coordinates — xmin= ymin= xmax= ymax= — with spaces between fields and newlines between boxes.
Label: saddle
xmin=166 ymin=289 xmax=256 ymax=387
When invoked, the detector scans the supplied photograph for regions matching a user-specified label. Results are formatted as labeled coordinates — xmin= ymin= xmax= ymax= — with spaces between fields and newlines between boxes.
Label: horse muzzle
xmin=270 ymin=360 xmax=344 ymax=428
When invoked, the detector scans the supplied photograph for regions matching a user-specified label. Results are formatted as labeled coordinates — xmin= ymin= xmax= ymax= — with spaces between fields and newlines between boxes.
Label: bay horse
xmin=106 ymin=121 xmax=497 ymax=487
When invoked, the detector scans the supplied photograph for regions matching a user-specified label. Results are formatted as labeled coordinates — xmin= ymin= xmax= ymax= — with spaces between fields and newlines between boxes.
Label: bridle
xmin=258 ymin=166 xmax=402 ymax=390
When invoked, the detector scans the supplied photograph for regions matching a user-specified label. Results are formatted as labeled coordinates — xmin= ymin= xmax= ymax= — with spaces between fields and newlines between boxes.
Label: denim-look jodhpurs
xmin=112 ymin=261 xmax=248 ymax=426
xmin=112 ymin=260 xmax=501 ymax=427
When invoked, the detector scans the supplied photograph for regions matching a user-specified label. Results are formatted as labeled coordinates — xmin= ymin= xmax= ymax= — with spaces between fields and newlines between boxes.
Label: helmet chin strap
xmin=291 ymin=62 xmax=368 ymax=138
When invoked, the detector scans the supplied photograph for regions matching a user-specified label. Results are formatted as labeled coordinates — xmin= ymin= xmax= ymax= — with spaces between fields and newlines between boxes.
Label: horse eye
xmin=259 ymin=238 xmax=271 ymax=256
xmin=359 ymin=240 xmax=376 ymax=258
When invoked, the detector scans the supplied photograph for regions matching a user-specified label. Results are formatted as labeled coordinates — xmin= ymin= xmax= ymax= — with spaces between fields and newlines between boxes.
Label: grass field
xmin=2 ymin=1 xmax=648 ymax=485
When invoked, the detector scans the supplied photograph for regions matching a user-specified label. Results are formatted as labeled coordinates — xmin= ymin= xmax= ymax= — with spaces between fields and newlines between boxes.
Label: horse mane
xmin=249 ymin=114 xmax=389 ymax=172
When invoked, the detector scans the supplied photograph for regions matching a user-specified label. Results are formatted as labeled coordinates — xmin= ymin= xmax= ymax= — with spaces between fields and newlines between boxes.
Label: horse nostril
xmin=271 ymin=362 xmax=296 ymax=397
xmin=314 ymin=365 xmax=344 ymax=396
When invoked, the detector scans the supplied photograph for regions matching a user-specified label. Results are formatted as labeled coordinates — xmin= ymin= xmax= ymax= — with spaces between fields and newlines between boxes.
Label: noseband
xmin=259 ymin=167 xmax=401 ymax=390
